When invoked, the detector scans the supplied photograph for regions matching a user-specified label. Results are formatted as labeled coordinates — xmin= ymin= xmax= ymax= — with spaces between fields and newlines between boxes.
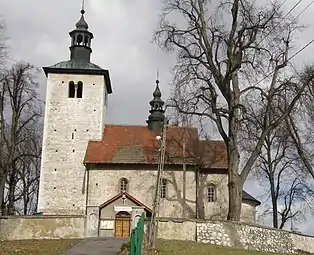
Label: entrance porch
xmin=86 ymin=191 xmax=152 ymax=238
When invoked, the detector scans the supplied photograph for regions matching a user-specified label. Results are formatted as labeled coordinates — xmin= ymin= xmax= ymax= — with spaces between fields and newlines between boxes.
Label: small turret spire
xmin=147 ymin=77 xmax=165 ymax=132
xmin=76 ymin=2 xmax=88 ymax=30
xmin=69 ymin=1 xmax=94 ymax=62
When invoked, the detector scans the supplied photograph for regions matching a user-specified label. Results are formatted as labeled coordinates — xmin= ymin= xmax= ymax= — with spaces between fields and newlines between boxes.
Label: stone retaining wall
xmin=0 ymin=215 xmax=85 ymax=240
xmin=292 ymin=233 xmax=314 ymax=254
xmin=197 ymin=221 xmax=295 ymax=253
xmin=157 ymin=218 xmax=314 ymax=254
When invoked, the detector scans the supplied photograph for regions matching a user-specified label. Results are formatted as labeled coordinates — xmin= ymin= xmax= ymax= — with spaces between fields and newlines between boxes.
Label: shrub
xmin=120 ymin=241 xmax=131 ymax=252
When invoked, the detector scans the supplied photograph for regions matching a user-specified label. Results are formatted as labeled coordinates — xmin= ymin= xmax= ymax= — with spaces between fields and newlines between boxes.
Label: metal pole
xmin=149 ymin=119 xmax=167 ymax=248
xmin=154 ymin=121 xmax=167 ymax=245
xmin=183 ymin=142 xmax=186 ymax=218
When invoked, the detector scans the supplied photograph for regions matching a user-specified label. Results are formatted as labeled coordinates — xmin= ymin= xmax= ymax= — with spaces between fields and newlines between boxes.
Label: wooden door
xmin=115 ymin=211 xmax=130 ymax=237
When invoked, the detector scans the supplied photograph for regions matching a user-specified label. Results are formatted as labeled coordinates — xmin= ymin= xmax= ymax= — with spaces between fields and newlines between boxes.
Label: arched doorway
xmin=115 ymin=211 xmax=131 ymax=237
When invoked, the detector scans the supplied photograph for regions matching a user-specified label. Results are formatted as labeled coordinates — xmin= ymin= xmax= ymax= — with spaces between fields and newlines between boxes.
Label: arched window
xmin=207 ymin=184 xmax=216 ymax=202
xmin=68 ymin=81 xmax=75 ymax=98
xmin=77 ymin=81 xmax=83 ymax=98
xmin=77 ymin=34 xmax=83 ymax=45
xmin=119 ymin=178 xmax=128 ymax=192
xmin=84 ymin=36 xmax=89 ymax=46
xmin=160 ymin=179 xmax=167 ymax=199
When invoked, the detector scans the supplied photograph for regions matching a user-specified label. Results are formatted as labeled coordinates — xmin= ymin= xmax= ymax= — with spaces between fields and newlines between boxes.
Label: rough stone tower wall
xmin=38 ymin=73 xmax=107 ymax=215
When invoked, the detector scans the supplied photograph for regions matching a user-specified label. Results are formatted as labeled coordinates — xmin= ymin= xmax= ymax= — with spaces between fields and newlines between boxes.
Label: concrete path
xmin=61 ymin=237 xmax=128 ymax=255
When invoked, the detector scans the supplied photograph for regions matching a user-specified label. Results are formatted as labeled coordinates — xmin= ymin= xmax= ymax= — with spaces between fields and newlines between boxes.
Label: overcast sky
xmin=1 ymin=0 xmax=314 ymax=235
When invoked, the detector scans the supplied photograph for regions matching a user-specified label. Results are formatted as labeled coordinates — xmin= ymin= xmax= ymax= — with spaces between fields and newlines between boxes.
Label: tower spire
xmin=68 ymin=2 xmax=94 ymax=62
xmin=147 ymin=78 xmax=165 ymax=132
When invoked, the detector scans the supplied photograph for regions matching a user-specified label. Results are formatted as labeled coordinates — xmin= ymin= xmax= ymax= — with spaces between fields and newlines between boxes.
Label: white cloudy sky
xmin=1 ymin=0 xmax=314 ymax=235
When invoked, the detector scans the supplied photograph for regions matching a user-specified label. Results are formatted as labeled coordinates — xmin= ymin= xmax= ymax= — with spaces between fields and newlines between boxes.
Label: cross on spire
xmin=156 ymin=69 xmax=159 ymax=84
xmin=81 ymin=0 xmax=85 ymax=14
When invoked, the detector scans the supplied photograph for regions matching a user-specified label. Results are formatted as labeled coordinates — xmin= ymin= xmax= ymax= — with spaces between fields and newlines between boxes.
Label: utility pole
xmin=182 ymin=116 xmax=188 ymax=218
xmin=182 ymin=142 xmax=186 ymax=218
xmin=149 ymin=118 xmax=167 ymax=248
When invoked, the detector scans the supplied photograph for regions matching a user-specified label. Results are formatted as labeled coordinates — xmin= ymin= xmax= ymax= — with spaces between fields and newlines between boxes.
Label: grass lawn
xmin=156 ymin=239 xmax=290 ymax=255
xmin=0 ymin=239 xmax=81 ymax=255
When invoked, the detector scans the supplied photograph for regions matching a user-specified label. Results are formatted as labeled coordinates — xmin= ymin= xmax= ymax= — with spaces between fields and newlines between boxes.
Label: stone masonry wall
xmin=38 ymin=73 xmax=107 ymax=215
xmin=88 ymin=168 xmax=256 ymax=222
xmin=197 ymin=222 xmax=295 ymax=253
xmin=292 ymin=234 xmax=314 ymax=254
xmin=0 ymin=216 xmax=85 ymax=240
xmin=156 ymin=219 xmax=314 ymax=254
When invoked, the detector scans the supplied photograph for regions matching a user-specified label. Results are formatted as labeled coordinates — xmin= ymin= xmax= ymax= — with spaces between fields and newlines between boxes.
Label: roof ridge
xmin=200 ymin=139 xmax=224 ymax=143
xmin=104 ymin=124 xmax=147 ymax=127
xmin=103 ymin=124 xmax=198 ymax=130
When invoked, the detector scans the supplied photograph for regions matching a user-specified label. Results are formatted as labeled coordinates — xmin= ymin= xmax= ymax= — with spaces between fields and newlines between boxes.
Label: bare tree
xmin=253 ymin=128 xmax=293 ymax=228
xmin=153 ymin=113 xmax=229 ymax=220
xmin=0 ymin=17 xmax=8 ymax=69
xmin=242 ymin=84 xmax=314 ymax=229
xmin=278 ymin=178 xmax=314 ymax=230
xmin=0 ymin=16 xmax=8 ymax=214
xmin=0 ymin=62 xmax=42 ymax=215
xmin=153 ymin=0 xmax=314 ymax=220
xmin=16 ymin=124 xmax=42 ymax=215
xmin=285 ymin=112 xmax=314 ymax=180
xmin=248 ymin=126 xmax=314 ymax=229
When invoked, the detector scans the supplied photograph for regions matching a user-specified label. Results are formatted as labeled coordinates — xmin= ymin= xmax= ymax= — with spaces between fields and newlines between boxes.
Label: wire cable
xmin=293 ymin=0 xmax=314 ymax=21
xmin=257 ymin=0 xmax=303 ymax=46
xmin=253 ymin=38 xmax=314 ymax=86
xmin=251 ymin=0 xmax=314 ymax=86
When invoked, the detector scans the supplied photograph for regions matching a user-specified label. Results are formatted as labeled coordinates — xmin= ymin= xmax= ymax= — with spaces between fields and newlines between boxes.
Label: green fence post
xmin=138 ymin=214 xmax=144 ymax=255
xmin=130 ymin=229 xmax=135 ymax=255
xmin=130 ymin=213 xmax=145 ymax=255
xmin=135 ymin=225 xmax=139 ymax=255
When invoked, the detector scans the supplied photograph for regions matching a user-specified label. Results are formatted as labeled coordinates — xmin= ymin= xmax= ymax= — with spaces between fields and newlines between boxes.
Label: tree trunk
xmin=266 ymin=133 xmax=278 ymax=228
xmin=270 ymin=180 xmax=278 ymax=228
xmin=7 ymin=169 xmax=17 ymax=215
xmin=0 ymin=175 xmax=5 ymax=215
xmin=227 ymin=139 xmax=242 ymax=221
xmin=227 ymin=83 xmax=242 ymax=221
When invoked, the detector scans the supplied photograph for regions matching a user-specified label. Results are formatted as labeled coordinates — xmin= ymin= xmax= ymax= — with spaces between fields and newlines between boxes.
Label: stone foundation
xmin=156 ymin=218 xmax=314 ymax=254
xmin=197 ymin=221 xmax=295 ymax=253
xmin=0 ymin=215 xmax=85 ymax=240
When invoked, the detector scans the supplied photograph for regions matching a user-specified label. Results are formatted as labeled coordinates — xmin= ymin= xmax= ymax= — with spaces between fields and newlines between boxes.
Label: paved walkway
xmin=61 ymin=237 xmax=128 ymax=255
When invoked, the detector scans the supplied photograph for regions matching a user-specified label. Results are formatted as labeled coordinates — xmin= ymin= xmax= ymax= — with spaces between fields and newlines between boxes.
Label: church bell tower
xmin=146 ymin=79 xmax=165 ymax=132
xmin=37 ymin=5 xmax=112 ymax=215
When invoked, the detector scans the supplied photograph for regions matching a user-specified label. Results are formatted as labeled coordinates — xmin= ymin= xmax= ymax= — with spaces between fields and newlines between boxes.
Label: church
xmin=37 ymin=7 xmax=260 ymax=238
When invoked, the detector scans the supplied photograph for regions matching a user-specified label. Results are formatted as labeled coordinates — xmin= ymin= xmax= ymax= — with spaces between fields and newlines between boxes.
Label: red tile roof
xmin=84 ymin=124 xmax=228 ymax=169
xmin=199 ymin=140 xmax=228 ymax=169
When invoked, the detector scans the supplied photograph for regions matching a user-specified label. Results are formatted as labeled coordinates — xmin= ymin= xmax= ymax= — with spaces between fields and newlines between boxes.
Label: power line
xmin=257 ymin=0 xmax=314 ymax=48
xmin=254 ymin=38 xmax=314 ymax=86
xmin=249 ymin=0 xmax=314 ymax=86
xmin=257 ymin=0 xmax=303 ymax=46
xmin=292 ymin=0 xmax=314 ymax=21
xmin=171 ymin=1 xmax=314 ymax=126
xmin=279 ymin=0 xmax=289 ymax=9
xmin=289 ymin=38 xmax=314 ymax=60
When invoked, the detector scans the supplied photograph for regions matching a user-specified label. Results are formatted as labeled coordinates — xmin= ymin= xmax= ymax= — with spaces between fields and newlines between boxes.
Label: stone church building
xmin=37 ymin=8 xmax=260 ymax=238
